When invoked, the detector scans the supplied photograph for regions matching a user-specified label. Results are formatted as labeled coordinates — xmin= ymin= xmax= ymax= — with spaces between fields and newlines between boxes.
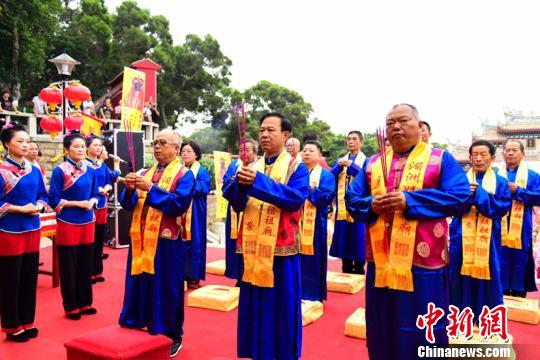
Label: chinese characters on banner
xmin=416 ymin=302 xmax=509 ymax=343
xmin=120 ymin=67 xmax=146 ymax=131
xmin=213 ymin=151 xmax=232 ymax=219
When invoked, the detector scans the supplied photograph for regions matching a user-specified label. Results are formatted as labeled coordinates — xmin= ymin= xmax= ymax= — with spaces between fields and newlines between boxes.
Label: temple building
xmin=449 ymin=110 xmax=540 ymax=171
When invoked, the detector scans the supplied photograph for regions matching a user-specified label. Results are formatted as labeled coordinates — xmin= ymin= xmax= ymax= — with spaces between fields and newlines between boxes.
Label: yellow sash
xmin=183 ymin=161 xmax=201 ymax=241
xmin=130 ymin=159 xmax=183 ymax=275
xmin=241 ymin=151 xmax=291 ymax=288
xmin=499 ymin=164 xmax=527 ymax=250
xmin=461 ymin=169 xmax=496 ymax=280
xmin=300 ymin=165 xmax=322 ymax=255
xmin=336 ymin=152 xmax=365 ymax=222
xmin=369 ymin=141 xmax=431 ymax=292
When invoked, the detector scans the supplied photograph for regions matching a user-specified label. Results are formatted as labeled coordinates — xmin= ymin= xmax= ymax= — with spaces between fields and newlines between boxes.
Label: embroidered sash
xmin=498 ymin=164 xmax=527 ymax=250
xmin=337 ymin=152 xmax=366 ymax=222
xmin=241 ymin=151 xmax=290 ymax=288
xmin=59 ymin=161 xmax=87 ymax=191
xmin=369 ymin=141 xmax=431 ymax=292
xmin=130 ymin=159 xmax=183 ymax=275
xmin=300 ymin=165 xmax=322 ymax=255
xmin=461 ymin=168 xmax=496 ymax=280
xmin=0 ymin=160 xmax=32 ymax=195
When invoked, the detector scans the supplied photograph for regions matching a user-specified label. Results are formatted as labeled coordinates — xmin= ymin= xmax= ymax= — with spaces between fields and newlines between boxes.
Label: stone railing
xmin=0 ymin=110 xmax=159 ymax=144
xmin=0 ymin=110 xmax=158 ymax=176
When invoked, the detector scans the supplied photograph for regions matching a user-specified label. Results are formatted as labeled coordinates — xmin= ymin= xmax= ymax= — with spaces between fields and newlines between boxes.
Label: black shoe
xmin=7 ymin=331 xmax=29 ymax=342
xmin=170 ymin=340 xmax=182 ymax=357
xmin=66 ymin=313 xmax=81 ymax=320
xmin=102 ymin=253 xmax=109 ymax=260
xmin=81 ymin=307 xmax=97 ymax=315
xmin=95 ymin=276 xmax=105 ymax=283
xmin=25 ymin=328 xmax=38 ymax=339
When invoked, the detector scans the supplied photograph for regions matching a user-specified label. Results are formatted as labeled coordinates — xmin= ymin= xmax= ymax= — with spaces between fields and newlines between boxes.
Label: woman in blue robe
xmin=300 ymin=141 xmax=335 ymax=301
xmin=180 ymin=141 xmax=211 ymax=289
xmin=49 ymin=130 xmax=100 ymax=320
xmin=0 ymin=123 xmax=47 ymax=342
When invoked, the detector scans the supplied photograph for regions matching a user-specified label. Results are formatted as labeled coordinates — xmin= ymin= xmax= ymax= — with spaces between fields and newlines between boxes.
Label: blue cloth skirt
xmin=329 ymin=220 xmax=365 ymax=261
xmin=237 ymin=254 xmax=302 ymax=360
xmin=365 ymin=262 xmax=449 ymax=360
xmin=119 ymin=238 xmax=185 ymax=342
xmin=300 ymin=233 xmax=328 ymax=301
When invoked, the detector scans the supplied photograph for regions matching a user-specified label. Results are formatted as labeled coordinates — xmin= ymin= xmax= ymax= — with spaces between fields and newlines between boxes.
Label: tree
xmin=0 ymin=0 xmax=63 ymax=99
xmin=49 ymin=0 xmax=114 ymax=97
xmin=156 ymin=34 xmax=233 ymax=126
xmin=223 ymin=81 xmax=314 ymax=153
xmin=187 ymin=126 xmax=227 ymax=154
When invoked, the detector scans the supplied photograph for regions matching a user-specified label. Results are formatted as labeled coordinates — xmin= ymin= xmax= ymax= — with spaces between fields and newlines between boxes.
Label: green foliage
xmin=198 ymin=155 xmax=216 ymax=190
xmin=0 ymin=0 xmax=63 ymax=97
xmin=186 ymin=126 xmax=227 ymax=154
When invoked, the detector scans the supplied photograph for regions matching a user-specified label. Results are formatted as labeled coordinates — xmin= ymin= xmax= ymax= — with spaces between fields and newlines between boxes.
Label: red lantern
xmin=40 ymin=116 xmax=63 ymax=139
xmin=64 ymin=115 xmax=83 ymax=131
xmin=39 ymin=87 xmax=62 ymax=111
xmin=64 ymin=83 xmax=91 ymax=109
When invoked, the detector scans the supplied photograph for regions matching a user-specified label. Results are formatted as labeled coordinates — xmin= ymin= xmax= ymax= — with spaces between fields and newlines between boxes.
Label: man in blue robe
xmin=223 ymin=112 xmax=309 ymax=360
xmin=300 ymin=140 xmax=335 ymax=301
xmin=119 ymin=130 xmax=195 ymax=358
xmin=329 ymin=131 xmax=368 ymax=274
xmin=346 ymin=104 xmax=470 ymax=360
xmin=222 ymin=138 xmax=259 ymax=284
xmin=499 ymin=140 xmax=540 ymax=297
xmin=450 ymin=139 xmax=512 ymax=320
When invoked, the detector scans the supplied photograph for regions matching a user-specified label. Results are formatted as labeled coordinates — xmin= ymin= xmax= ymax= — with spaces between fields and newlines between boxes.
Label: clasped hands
xmin=124 ymin=172 xmax=153 ymax=191
xmin=371 ymin=192 xmax=407 ymax=215
xmin=17 ymin=203 xmax=45 ymax=216
xmin=236 ymin=166 xmax=257 ymax=186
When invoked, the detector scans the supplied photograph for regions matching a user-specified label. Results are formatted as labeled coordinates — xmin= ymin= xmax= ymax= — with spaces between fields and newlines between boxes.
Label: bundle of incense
xmin=123 ymin=116 xmax=137 ymax=172
xmin=376 ymin=127 xmax=388 ymax=188
xmin=236 ymin=103 xmax=247 ymax=163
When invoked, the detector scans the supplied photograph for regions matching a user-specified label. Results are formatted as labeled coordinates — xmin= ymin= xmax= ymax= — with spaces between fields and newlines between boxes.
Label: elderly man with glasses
xmin=119 ymin=129 xmax=195 ymax=357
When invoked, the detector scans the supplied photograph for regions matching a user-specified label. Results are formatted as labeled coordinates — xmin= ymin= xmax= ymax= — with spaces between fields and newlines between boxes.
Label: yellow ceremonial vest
xmin=241 ymin=151 xmax=291 ymax=288
xmin=130 ymin=159 xmax=183 ymax=275
xmin=182 ymin=161 xmax=201 ymax=241
xmin=369 ymin=141 xmax=431 ymax=292
xmin=499 ymin=164 xmax=527 ymax=250
xmin=300 ymin=165 xmax=322 ymax=255
xmin=336 ymin=152 xmax=366 ymax=222
xmin=461 ymin=168 xmax=496 ymax=280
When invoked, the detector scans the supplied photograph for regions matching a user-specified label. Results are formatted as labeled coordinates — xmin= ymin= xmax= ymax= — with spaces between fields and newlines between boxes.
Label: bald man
xmin=119 ymin=130 xmax=196 ymax=357
xmin=286 ymin=137 xmax=301 ymax=162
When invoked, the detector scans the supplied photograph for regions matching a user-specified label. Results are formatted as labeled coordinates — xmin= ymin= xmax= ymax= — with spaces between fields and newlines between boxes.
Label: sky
xmin=105 ymin=0 xmax=540 ymax=144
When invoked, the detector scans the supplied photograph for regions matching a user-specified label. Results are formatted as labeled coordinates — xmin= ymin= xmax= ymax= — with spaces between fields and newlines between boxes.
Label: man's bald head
xmin=156 ymin=129 xmax=182 ymax=145
xmin=285 ymin=137 xmax=301 ymax=157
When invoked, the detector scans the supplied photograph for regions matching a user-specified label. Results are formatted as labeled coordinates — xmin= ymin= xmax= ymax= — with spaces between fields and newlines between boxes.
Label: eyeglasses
xmin=152 ymin=139 xmax=177 ymax=147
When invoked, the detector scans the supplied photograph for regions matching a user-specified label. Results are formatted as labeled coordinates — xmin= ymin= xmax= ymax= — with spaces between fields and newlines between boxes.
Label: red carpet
xmin=0 ymin=246 xmax=538 ymax=359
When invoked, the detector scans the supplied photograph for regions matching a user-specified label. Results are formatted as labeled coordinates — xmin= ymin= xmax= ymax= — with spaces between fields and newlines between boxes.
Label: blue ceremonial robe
xmin=223 ymin=155 xmax=309 ymax=360
xmin=85 ymin=158 xmax=120 ymax=209
xmin=183 ymin=165 xmax=211 ymax=281
xmin=346 ymin=150 xmax=470 ymax=360
xmin=329 ymin=154 xmax=367 ymax=262
xmin=300 ymin=168 xmax=335 ymax=302
xmin=500 ymin=166 xmax=540 ymax=294
xmin=118 ymin=168 xmax=195 ymax=342
xmin=223 ymin=159 xmax=244 ymax=280
xmin=450 ymin=171 xmax=512 ymax=321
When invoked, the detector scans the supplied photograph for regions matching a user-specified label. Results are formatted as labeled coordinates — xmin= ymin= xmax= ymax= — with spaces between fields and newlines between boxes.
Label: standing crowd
xmin=0 ymin=104 xmax=538 ymax=359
